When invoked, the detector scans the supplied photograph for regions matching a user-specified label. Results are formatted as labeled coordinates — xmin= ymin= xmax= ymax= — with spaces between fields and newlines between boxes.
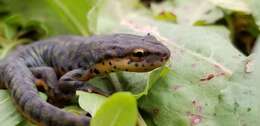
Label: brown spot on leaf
xmin=218 ymin=72 xmax=225 ymax=76
xmin=171 ymin=85 xmax=183 ymax=92
xmin=191 ymin=63 xmax=197 ymax=68
xmin=213 ymin=64 xmax=221 ymax=69
xmin=200 ymin=73 xmax=215 ymax=81
xmin=187 ymin=112 xmax=202 ymax=126
xmin=192 ymin=100 xmax=203 ymax=113
xmin=191 ymin=115 xmax=202 ymax=125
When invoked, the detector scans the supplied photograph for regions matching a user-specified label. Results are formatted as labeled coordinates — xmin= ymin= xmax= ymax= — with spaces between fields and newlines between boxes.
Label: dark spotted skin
xmin=0 ymin=34 xmax=170 ymax=126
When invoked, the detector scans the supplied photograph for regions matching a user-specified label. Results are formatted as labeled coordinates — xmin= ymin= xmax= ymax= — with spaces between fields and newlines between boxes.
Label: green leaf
xmin=0 ymin=15 xmax=48 ymax=59
xmin=86 ymin=70 xmax=153 ymax=99
xmin=63 ymin=106 xmax=87 ymax=116
xmin=45 ymin=0 xmax=102 ymax=35
xmin=16 ymin=120 xmax=35 ymax=126
xmin=0 ymin=39 xmax=26 ymax=59
xmin=77 ymin=91 xmax=147 ymax=126
xmin=90 ymin=1 xmax=260 ymax=125
xmin=251 ymin=39 xmax=260 ymax=81
xmin=91 ymin=92 xmax=138 ymax=126
xmin=1 ymin=0 xmax=73 ymax=35
xmin=3 ymin=23 xmax=16 ymax=40
xmin=114 ymin=72 xmax=149 ymax=98
xmin=0 ymin=90 xmax=23 ymax=126
xmin=87 ymin=0 xmax=106 ymax=33
xmin=77 ymin=91 xmax=107 ymax=116
xmin=250 ymin=0 xmax=260 ymax=29
xmin=4 ymin=15 xmax=48 ymax=39
xmin=154 ymin=11 xmax=177 ymax=23
xmin=193 ymin=20 xmax=208 ymax=26
xmin=208 ymin=0 xmax=250 ymax=13
xmin=0 ymin=90 xmax=49 ymax=126
xmin=151 ymin=0 xmax=224 ymax=25
xmin=242 ymin=38 xmax=260 ymax=98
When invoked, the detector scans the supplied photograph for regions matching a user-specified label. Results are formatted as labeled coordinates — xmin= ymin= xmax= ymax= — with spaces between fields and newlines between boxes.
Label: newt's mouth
xmin=93 ymin=55 xmax=169 ymax=74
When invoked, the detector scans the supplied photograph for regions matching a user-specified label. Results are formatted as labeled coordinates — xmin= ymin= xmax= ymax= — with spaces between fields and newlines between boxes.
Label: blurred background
xmin=0 ymin=0 xmax=259 ymax=56
xmin=0 ymin=0 xmax=260 ymax=126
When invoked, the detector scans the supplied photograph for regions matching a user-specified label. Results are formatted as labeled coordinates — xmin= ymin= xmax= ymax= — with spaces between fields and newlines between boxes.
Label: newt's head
xmin=92 ymin=33 xmax=170 ymax=73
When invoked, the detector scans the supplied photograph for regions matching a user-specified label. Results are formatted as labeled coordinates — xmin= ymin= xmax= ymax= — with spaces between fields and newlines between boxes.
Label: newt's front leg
xmin=30 ymin=67 xmax=71 ymax=105
xmin=58 ymin=69 xmax=108 ymax=96
xmin=30 ymin=66 xmax=59 ymax=93
xmin=31 ymin=67 xmax=106 ymax=106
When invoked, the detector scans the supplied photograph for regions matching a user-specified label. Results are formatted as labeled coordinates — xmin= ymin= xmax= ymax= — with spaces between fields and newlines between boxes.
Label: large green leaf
xmin=77 ymin=91 xmax=149 ymax=126
xmin=90 ymin=92 xmax=138 ymax=126
xmin=88 ymin=0 xmax=260 ymax=126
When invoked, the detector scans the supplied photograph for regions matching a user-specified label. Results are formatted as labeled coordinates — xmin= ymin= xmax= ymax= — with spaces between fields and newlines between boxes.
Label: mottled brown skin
xmin=0 ymin=34 xmax=170 ymax=126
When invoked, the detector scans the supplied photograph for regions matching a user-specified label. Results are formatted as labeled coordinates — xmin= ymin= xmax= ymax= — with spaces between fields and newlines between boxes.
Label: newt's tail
xmin=0 ymin=59 xmax=90 ymax=126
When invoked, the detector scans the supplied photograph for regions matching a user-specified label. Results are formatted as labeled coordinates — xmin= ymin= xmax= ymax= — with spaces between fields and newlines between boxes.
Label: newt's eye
xmin=133 ymin=49 xmax=145 ymax=57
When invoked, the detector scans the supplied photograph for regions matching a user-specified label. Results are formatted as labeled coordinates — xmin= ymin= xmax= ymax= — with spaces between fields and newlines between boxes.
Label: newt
xmin=0 ymin=33 xmax=170 ymax=126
